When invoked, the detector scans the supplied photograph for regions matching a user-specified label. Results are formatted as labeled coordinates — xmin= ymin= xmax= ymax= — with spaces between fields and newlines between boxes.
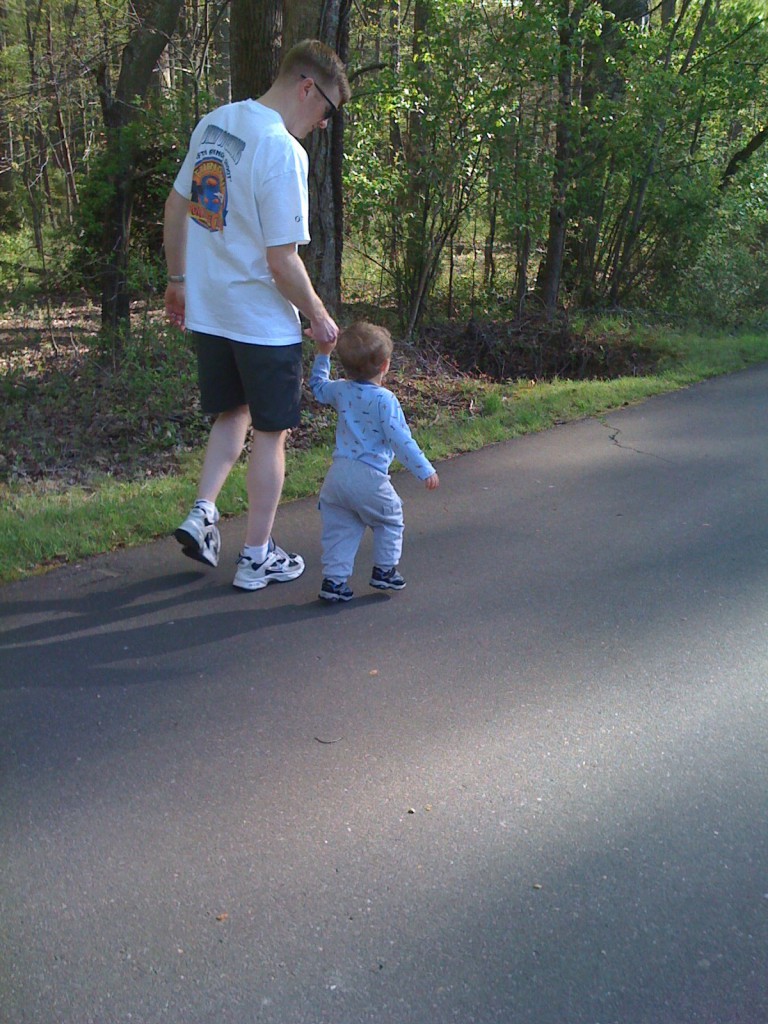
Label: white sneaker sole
xmin=175 ymin=525 xmax=220 ymax=567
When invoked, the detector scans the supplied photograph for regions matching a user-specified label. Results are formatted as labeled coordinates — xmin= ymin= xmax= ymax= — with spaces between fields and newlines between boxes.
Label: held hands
xmin=304 ymin=310 xmax=339 ymax=348
xmin=314 ymin=338 xmax=337 ymax=356
xmin=424 ymin=473 xmax=440 ymax=490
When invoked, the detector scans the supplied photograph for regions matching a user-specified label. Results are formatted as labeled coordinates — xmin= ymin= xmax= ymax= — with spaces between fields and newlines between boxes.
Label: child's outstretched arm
xmin=379 ymin=392 xmax=438 ymax=484
xmin=309 ymin=351 xmax=338 ymax=406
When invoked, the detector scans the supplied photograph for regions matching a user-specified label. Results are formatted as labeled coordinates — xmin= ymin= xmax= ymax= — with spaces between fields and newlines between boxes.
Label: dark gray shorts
xmin=193 ymin=332 xmax=303 ymax=432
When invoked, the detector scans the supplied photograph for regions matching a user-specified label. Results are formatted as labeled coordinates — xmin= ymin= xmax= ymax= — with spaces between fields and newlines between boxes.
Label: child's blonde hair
xmin=336 ymin=321 xmax=393 ymax=380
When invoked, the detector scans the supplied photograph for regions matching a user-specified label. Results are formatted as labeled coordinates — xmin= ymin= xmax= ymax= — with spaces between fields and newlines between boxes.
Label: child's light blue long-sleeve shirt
xmin=309 ymin=354 xmax=436 ymax=480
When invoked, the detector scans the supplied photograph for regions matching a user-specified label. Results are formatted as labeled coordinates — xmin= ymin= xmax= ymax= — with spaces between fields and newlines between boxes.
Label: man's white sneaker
xmin=174 ymin=505 xmax=221 ymax=567
xmin=232 ymin=541 xmax=305 ymax=591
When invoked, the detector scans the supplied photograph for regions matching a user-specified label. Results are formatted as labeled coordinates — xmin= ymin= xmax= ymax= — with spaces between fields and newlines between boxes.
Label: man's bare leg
xmin=175 ymin=406 xmax=250 ymax=566
xmin=232 ymin=429 xmax=304 ymax=589
xmin=197 ymin=405 xmax=251 ymax=503
xmin=244 ymin=429 xmax=287 ymax=548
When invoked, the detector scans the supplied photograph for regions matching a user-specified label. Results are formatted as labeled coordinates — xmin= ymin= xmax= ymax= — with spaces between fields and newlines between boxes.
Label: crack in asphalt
xmin=601 ymin=419 xmax=675 ymax=463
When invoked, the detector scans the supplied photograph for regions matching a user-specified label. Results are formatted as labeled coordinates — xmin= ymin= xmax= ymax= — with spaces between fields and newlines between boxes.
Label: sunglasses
xmin=300 ymin=73 xmax=338 ymax=120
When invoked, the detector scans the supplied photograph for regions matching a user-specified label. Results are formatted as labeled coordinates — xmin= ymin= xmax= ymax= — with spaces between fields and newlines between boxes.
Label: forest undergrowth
xmin=0 ymin=301 xmax=658 ymax=491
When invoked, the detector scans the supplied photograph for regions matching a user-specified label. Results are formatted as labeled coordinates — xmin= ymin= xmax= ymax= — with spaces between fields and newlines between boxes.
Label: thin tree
xmin=96 ymin=0 xmax=184 ymax=337
xmin=535 ymin=0 xmax=590 ymax=314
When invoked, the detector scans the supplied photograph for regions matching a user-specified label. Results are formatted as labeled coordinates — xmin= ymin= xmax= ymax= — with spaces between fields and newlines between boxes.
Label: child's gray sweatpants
xmin=318 ymin=457 xmax=404 ymax=583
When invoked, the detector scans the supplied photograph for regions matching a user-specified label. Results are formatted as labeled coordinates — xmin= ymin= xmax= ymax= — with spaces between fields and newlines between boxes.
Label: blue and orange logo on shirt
xmin=190 ymin=159 xmax=227 ymax=232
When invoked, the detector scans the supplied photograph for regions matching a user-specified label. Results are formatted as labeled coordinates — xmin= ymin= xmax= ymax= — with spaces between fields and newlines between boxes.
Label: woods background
xmin=1 ymin=0 xmax=767 ymax=346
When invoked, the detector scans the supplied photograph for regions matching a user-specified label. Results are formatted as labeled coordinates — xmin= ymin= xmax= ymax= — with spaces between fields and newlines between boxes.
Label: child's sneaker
xmin=319 ymin=578 xmax=353 ymax=602
xmin=369 ymin=566 xmax=406 ymax=590
xmin=174 ymin=504 xmax=221 ymax=567
xmin=233 ymin=540 xmax=305 ymax=591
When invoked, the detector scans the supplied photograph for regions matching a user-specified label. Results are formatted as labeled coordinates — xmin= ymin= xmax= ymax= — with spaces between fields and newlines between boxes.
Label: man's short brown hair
xmin=279 ymin=39 xmax=351 ymax=106
xmin=336 ymin=321 xmax=393 ymax=380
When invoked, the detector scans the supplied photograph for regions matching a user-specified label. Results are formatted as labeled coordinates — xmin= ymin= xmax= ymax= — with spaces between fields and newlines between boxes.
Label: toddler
xmin=309 ymin=321 xmax=439 ymax=602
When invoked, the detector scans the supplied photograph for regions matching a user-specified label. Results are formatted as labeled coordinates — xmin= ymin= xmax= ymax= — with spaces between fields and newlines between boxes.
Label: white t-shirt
xmin=173 ymin=101 xmax=310 ymax=346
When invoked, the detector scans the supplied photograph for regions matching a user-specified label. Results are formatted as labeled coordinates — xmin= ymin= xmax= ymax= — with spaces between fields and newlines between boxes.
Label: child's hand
xmin=314 ymin=338 xmax=337 ymax=356
xmin=424 ymin=472 xmax=439 ymax=490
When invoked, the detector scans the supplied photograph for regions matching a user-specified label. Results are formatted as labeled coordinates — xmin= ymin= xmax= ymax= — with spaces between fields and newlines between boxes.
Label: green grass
xmin=2 ymin=326 xmax=768 ymax=585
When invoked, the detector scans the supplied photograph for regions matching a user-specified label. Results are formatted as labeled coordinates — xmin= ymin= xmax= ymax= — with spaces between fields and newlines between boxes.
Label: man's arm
xmin=266 ymin=243 xmax=338 ymax=345
xmin=163 ymin=187 xmax=189 ymax=329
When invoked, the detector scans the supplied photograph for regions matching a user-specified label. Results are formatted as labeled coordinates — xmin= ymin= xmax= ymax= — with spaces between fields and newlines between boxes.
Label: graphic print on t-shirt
xmin=190 ymin=158 xmax=228 ymax=232
xmin=188 ymin=123 xmax=247 ymax=234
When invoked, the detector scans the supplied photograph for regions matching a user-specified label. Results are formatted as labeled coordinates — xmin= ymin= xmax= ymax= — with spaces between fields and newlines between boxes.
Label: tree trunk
xmin=96 ymin=0 xmax=185 ymax=338
xmin=536 ymin=1 xmax=582 ymax=315
xmin=0 ymin=132 xmax=14 ymax=230
xmin=98 ymin=127 xmax=136 ymax=332
xmin=0 ymin=0 xmax=19 ymax=229
xmin=516 ymin=227 xmax=531 ymax=317
xmin=483 ymin=181 xmax=498 ymax=290
xmin=402 ymin=0 xmax=430 ymax=327
xmin=388 ymin=0 xmax=402 ymax=284
xmin=230 ymin=0 xmax=282 ymax=101
xmin=45 ymin=9 xmax=79 ymax=223
xmin=661 ymin=0 xmax=676 ymax=26
xmin=23 ymin=0 xmax=52 ymax=249
xmin=283 ymin=0 xmax=351 ymax=316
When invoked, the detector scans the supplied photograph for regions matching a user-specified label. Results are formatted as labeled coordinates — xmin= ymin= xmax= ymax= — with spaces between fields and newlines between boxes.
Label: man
xmin=164 ymin=39 xmax=351 ymax=591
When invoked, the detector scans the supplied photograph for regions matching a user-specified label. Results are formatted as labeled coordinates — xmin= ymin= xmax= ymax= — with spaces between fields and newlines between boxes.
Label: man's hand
xmin=164 ymin=282 xmax=185 ymax=329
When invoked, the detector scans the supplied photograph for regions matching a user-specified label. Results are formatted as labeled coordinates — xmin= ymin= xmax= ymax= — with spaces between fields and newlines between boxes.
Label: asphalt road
xmin=2 ymin=366 xmax=767 ymax=1024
